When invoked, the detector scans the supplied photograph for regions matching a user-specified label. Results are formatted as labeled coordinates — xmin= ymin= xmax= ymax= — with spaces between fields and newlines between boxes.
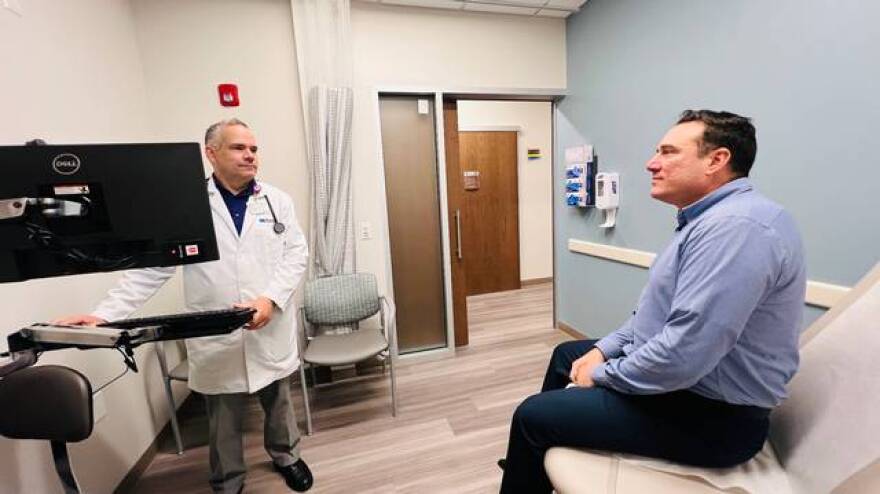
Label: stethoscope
xmin=209 ymin=179 xmax=285 ymax=235
xmin=253 ymin=184 xmax=285 ymax=235
xmin=261 ymin=196 xmax=285 ymax=234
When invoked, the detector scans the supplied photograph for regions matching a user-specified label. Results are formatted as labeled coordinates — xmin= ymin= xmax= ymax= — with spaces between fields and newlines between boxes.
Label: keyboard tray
xmin=100 ymin=307 xmax=255 ymax=340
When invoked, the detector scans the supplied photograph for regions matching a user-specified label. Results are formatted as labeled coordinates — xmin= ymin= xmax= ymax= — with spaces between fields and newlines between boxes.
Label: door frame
xmin=373 ymin=86 xmax=566 ymax=362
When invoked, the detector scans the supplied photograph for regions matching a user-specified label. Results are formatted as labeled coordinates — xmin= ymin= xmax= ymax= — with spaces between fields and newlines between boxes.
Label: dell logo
xmin=52 ymin=154 xmax=81 ymax=175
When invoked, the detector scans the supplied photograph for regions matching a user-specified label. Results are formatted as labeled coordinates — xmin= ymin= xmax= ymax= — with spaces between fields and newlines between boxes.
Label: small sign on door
xmin=463 ymin=171 xmax=480 ymax=191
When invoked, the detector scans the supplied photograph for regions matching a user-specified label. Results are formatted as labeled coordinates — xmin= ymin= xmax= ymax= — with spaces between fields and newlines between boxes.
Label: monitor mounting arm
xmin=0 ymin=195 xmax=91 ymax=222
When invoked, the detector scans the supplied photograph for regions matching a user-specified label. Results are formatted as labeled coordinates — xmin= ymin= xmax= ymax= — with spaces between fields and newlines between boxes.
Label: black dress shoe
xmin=497 ymin=458 xmax=506 ymax=470
xmin=273 ymin=459 xmax=314 ymax=492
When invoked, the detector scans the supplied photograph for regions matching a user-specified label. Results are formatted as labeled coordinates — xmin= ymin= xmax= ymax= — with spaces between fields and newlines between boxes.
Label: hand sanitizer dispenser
xmin=595 ymin=172 xmax=619 ymax=228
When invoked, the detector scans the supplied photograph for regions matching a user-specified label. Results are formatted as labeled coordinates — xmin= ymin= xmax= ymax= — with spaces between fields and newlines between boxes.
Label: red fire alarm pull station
xmin=218 ymin=84 xmax=239 ymax=107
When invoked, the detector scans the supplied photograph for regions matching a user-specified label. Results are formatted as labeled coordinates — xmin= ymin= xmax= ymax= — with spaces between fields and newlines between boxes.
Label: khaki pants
xmin=204 ymin=376 xmax=302 ymax=494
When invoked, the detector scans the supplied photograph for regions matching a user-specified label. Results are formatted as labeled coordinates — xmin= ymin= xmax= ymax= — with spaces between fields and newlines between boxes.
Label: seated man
xmin=500 ymin=110 xmax=807 ymax=493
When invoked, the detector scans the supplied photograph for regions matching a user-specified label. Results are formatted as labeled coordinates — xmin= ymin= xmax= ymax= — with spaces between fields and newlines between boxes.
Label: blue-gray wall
xmin=556 ymin=0 xmax=880 ymax=337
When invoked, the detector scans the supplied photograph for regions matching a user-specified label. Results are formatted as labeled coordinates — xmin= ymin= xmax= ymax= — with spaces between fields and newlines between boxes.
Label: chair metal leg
xmin=299 ymin=363 xmax=313 ymax=436
xmin=388 ymin=350 xmax=398 ymax=417
xmin=51 ymin=441 xmax=81 ymax=494
xmin=155 ymin=344 xmax=184 ymax=455
xmin=161 ymin=377 xmax=184 ymax=455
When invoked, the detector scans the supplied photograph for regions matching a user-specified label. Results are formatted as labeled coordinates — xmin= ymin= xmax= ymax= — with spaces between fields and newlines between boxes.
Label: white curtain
xmin=290 ymin=0 xmax=355 ymax=279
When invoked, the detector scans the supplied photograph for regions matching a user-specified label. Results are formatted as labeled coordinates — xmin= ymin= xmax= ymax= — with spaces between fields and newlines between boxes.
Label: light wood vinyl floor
xmin=131 ymin=282 xmax=569 ymax=493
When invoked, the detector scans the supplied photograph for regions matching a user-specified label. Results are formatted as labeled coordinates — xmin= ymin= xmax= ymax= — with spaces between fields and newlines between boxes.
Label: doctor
xmin=56 ymin=118 xmax=313 ymax=493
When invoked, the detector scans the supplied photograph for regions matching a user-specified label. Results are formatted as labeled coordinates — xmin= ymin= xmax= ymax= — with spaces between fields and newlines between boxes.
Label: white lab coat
xmin=93 ymin=178 xmax=308 ymax=394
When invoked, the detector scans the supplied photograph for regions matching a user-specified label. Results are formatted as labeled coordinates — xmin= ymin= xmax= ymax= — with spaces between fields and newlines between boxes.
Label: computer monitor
xmin=0 ymin=142 xmax=219 ymax=282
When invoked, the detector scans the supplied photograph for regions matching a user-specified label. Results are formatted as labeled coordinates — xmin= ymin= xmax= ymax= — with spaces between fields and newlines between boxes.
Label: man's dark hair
xmin=677 ymin=110 xmax=757 ymax=177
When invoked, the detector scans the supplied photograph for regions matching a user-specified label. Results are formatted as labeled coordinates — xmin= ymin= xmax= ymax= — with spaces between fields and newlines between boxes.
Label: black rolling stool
xmin=0 ymin=365 xmax=94 ymax=494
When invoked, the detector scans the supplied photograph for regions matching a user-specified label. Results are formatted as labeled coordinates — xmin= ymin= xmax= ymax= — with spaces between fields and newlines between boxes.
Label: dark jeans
xmin=499 ymin=340 xmax=770 ymax=493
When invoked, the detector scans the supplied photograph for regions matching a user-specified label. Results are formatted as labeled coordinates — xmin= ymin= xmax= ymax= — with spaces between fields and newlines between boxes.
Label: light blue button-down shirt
xmin=592 ymin=178 xmax=806 ymax=408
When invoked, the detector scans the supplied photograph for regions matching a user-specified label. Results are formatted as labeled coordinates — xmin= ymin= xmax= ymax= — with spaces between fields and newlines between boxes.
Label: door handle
xmin=455 ymin=209 xmax=463 ymax=260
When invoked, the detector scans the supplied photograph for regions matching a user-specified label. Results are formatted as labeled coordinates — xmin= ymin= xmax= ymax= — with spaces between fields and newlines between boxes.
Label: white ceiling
xmin=356 ymin=0 xmax=587 ymax=18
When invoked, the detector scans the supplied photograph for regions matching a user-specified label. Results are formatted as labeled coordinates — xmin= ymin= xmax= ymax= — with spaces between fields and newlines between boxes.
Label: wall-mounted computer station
xmin=0 ymin=143 xmax=252 ymax=493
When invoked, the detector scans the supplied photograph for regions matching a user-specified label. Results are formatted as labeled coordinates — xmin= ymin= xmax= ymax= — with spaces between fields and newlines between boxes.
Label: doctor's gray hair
xmin=204 ymin=118 xmax=250 ymax=148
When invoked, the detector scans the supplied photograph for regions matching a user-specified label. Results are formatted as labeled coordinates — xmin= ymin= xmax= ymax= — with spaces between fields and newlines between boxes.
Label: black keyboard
xmin=100 ymin=308 xmax=256 ymax=340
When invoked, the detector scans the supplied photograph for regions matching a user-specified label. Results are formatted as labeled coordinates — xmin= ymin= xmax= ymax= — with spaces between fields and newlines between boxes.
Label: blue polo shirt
xmin=213 ymin=175 xmax=255 ymax=235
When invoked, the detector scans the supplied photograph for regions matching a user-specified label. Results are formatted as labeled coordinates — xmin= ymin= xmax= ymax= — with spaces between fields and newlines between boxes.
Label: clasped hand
xmin=568 ymin=347 xmax=605 ymax=388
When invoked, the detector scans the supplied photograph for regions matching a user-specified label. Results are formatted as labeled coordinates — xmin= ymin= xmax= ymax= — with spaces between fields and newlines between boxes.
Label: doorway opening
xmin=445 ymin=98 xmax=555 ymax=345
xmin=377 ymin=90 xmax=561 ymax=356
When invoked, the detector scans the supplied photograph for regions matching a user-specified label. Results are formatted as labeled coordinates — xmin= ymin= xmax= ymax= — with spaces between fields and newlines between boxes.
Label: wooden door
xmin=443 ymin=101 xmax=469 ymax=347
xmin=458 ymin=131 xmax=520 ymax=296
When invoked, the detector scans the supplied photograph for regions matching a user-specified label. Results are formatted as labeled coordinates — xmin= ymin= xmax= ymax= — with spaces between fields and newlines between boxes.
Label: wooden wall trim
xmin=556 ymin=320 xmax=584 ymax=340
xmin=458 ymin=124 xmax=522 ymax=133
xmin=567 ymin=238 xmax=851 ymax=310
xmin=522 ymin=277 xmax=553 ymax=286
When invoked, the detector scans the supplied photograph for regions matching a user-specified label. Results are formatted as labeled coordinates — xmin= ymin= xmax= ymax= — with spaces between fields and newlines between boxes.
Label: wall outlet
xmin=358 ymin=221 xmax=372 ymax=240
xmin=93 ymin=390 xmax=108 ymax=425
xmin=2 ymin=0 xmax=23 ymax=16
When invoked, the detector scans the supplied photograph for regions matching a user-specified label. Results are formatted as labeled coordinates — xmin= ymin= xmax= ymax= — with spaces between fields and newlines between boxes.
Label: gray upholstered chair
xmin=298 ymin=272 xmax=398 ymax=435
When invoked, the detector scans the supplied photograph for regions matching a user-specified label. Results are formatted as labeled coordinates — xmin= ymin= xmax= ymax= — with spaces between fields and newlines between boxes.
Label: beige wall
xmin=350 ymin=4 xmax=566 ymax=88
xmin=0 ymin=1 xmax=306 ymax=492
xmin=0 ymin=2 xmax=183 ymax=493
xmin=130 ymin=0 xmax=309 ymax=231
xmin=0 ymin=1 xmax=564 ymax=491
xmin=350 ymin=3 xmax=565 ymax=296
xmin=457 ymin=101 xmax=554 ymax=281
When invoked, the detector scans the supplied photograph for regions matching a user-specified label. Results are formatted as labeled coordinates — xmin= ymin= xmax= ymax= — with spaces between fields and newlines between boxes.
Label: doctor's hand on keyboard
xmin=234 ymin=296 xmax=276 ymax=330
xmin=51 ymin=314 xmax=107 ymax=327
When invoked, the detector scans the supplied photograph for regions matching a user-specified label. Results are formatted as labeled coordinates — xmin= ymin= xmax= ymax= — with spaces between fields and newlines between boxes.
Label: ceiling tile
xmin=382 ymin=0 xmax=465 ymax=9
xmin=536 ymin=8 xmax=571 ymax=17
xmin=545 ymin=0 xmax=586 ymax=9
xmin=463 ymin=3 xmax=539 ymax=15
xmin=478 ymin=0 xmax=546 ymax=7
